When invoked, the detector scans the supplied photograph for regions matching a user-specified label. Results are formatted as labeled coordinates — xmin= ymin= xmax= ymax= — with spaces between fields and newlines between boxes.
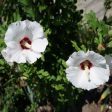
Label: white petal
xmin=66 ymin=67 xmax=81 ymax=87
xmin=25 ymin=20 xmax=44 ymax=40
xmin=23 ymin=50 xmax=41 ymax=64
xmin=1 ymin=48 xmax=13 ymax=65
xmin=10 ymin=50 xmax=26 ymax=63
xmin=87 ymin=51 xmax=106 ymax=68
xmin=1 ymin=47 xmax=41 ymax=64
xmin=31 ymin=38 xmax=48 ymax=52
xmin=5 ymin=20 xmax=34 ymax=46
xmin=5 ymin=21 xmax=26 ymax=42
xmin=90 ymin=65 xmax=110 ymax=85
xmin=66 ymin=67 xmax=96 ymax=90
xmin=5 ymin=20 xmax=45 ymax=45
xmin=6 ymin=41 xmax=20 ymax=48
xmin=1 ymin=47 xmax=26 ymax=64
xmin=66 ymin=51 xmax=86 ymax=67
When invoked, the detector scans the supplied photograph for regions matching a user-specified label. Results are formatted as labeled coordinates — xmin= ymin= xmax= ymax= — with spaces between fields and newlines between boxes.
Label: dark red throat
xmin=80 ymin=60 xmax=93 ymax=70
xmin=20 ymin=37 xmax=32 ymax=49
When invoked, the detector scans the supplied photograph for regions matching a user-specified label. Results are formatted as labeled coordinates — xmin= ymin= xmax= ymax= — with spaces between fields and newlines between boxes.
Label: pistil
xmin=80 ymin=60 xmax=92 ymax=70
xmin=20 ymin=37 xmax=32 ymax=49
xmin=24 ymin=42 xmax=31 ymax=49
xmin=80 ymin=60 xmax=93 ymax=82
xmin=84 ymin=65 xmax=91 ymax=82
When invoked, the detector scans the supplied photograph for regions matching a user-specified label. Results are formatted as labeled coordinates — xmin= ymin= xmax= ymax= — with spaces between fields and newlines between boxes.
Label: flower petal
xmin=6 ymin=41 xmax=20 ymax=48
xmin=1 ymin=48 xmax=13 ymax=65
xmin=90 ymin=65 xmax=110 ymax=85
xmin=23 ymin=50 xmax=41 ymax=64
xmin=31 ymin=38 xmax=48 ymax=52
xmin=5 ymin=21 xmax=26 ymax=42
xmin=25 ymin=20 xmax=44 ymax=40
xmin=10 ymin=50 xmax=26 ymax=64
xmin=66 ymin=67 xmax=96 ymax=90
xmin=1 ymin=48 xmax=26 ymax=64
xmin=87 ymin=51 xmax=106 ymax=68
xmin=66 ymin=51 xmax=86 ymax=67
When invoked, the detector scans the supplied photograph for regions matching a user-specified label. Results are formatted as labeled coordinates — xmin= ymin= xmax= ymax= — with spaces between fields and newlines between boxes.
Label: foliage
xmin=72 ymin=11 xmax=112 ymax=55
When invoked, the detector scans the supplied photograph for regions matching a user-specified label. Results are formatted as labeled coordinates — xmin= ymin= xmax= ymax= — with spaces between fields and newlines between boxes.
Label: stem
xmin=12 ymin=63 xmax=34 ymax=104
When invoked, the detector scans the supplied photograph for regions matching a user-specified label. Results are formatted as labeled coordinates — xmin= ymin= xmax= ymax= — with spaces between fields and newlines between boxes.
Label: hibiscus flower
xmin=1 ymin=20 xmax=48 ymax=64
xmin=66 ymin=51 xmax=110 ymax=90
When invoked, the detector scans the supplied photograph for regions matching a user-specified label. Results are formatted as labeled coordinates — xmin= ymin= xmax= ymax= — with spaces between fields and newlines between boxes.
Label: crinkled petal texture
xmin=66 ymin=51 xmax=110 ymax=90
xmin=1 ymin=20 xmax=48 ymax=64
xmin=66 ymin=67 xmax=97 ymax=90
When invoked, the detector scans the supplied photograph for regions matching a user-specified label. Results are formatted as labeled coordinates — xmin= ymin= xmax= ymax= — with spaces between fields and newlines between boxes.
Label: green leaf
xmin=71 ymin=41 xmax=81 ymax=51
xmin=52 ymin=84 xmax=64 ymax=91
xmin=2 ymin=105 xmax=8 ymax=112
xmin=13 ymin=10 xmax=21 ymax=21
xmin=81 ymin=44 xmax=86 ymax=52
xmin=0 ymin=59 xmax=5 ymax=65
xmin=85 ymin=11 xmax=98 ymax=30
xmin=39 ymin=5 xmax=47 ymax=12
xmin=23 ymin=7 xmax=35 ymax=19
xmin=94 ymin=37 xmax=99 ymax=44
xmin=99 ymin=88 xmax=110 ymax=101
xmin=56 ymin=75 xmax=62 ymax=81
xmin=98 ymin=31 xmax=103 ymax=43
xmin=108 ymin=30 xmax=112 ymax=36
xmin=18 ymin=0 xmax=30 ymax=6
xmin=107 ymin=41 xmax=112 ymax=47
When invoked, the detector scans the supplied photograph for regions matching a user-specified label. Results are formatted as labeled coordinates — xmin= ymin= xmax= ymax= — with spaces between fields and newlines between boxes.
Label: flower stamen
xmin=20 ymin=37 xmax=32 ymax=49
xmin=80 ymin=60 xmax=93 ymax=82
xmin=80 ymin=60 xmax=93 ymax=70
xmin=84 ymin=65 xmax=91 ymax=82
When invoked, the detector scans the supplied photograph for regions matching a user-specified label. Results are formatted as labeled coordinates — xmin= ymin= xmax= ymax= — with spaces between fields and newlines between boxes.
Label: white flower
xmin=1 ymin=20 xmax=48 ymax=64
xmin=66 ymin=51 xmax=110 ymax=90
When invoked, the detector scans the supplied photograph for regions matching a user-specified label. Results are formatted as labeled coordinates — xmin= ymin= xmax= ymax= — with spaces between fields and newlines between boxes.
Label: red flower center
xmin=80 ymin=60 xmax=93 ymax=70
xmin=20 ymin=37 xmax=32 ymax=49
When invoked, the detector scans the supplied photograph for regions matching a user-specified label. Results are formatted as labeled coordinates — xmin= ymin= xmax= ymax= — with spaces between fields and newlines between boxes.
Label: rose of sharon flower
xmin=66 ymin=51 xmax=110 ymax=90
xmin=1 ymin=20 xmax=48 ymax=64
